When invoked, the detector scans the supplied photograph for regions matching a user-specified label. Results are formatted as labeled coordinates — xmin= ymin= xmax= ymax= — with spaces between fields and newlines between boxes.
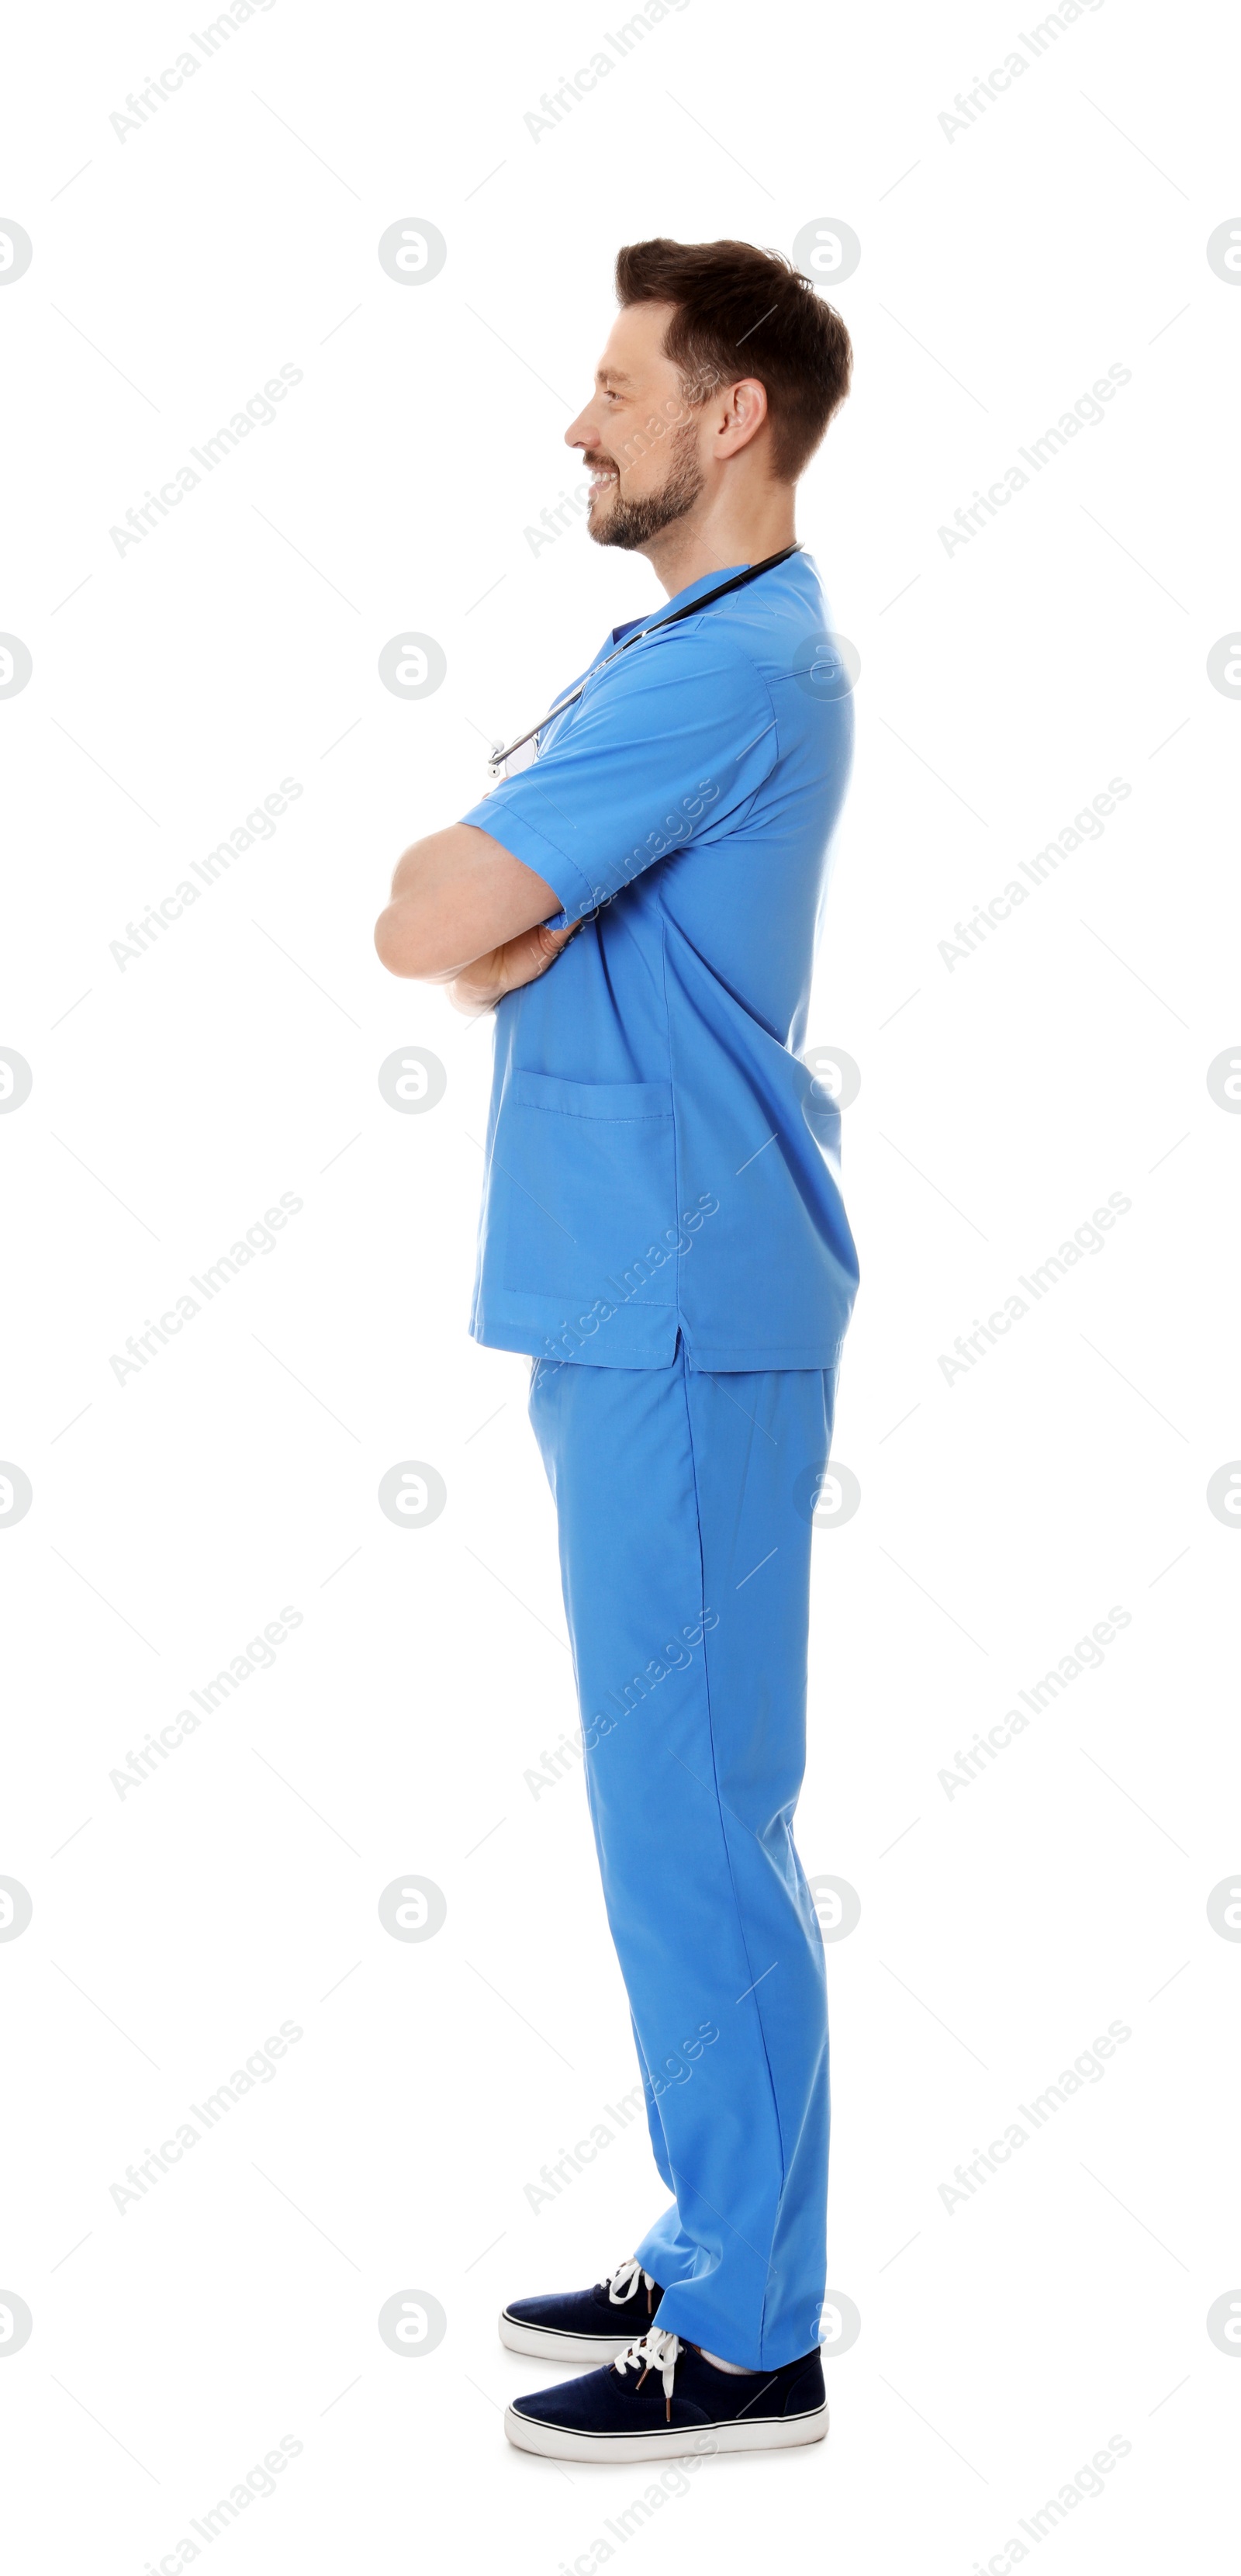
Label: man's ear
xmin=715 ymin=376 xmax=769 ymax=459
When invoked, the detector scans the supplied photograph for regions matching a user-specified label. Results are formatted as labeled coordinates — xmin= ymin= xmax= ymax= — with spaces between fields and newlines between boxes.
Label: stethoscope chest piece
xmin=486 ymin=733 xmax=540 ymax=784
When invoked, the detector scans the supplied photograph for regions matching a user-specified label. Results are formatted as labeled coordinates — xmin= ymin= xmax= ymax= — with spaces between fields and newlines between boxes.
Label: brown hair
xmin=614 ymin=236 xmax=852 ymax=483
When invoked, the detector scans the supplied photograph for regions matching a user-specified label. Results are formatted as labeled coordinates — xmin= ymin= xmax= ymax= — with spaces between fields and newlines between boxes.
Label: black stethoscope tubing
xmin=487 ymin=542 xmax=802 ymax=776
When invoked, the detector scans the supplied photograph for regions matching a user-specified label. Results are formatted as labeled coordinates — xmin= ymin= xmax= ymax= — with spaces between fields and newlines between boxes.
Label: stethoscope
xmin=486 ymin=543 xmax=802 ymax=781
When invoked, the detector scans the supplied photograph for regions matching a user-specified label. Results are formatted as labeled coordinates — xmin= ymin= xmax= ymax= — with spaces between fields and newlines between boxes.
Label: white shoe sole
xmin=499 ymin=2313 xmax=635 ymax=2363
xmin=504 ymin=2400 xmax=828 ymax=2462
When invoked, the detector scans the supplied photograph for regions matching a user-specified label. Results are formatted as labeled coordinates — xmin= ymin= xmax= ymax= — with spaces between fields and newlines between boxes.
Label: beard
xmin=586 ymin=419 xmax=704 ymax=551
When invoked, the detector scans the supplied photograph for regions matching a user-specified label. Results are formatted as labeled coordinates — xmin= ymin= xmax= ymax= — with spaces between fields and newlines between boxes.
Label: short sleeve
xmin=458 ymin=625 xmax=780 ymax=926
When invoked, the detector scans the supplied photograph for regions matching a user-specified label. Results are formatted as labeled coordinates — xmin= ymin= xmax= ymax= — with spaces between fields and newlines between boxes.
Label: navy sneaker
xmin=505 ymin=2325 xmax=828 ymax=2461
xmin=500 ymin=2256 xmax=663 ymax=2363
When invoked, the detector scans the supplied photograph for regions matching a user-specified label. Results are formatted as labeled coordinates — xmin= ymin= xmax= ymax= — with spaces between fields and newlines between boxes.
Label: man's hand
xmin=447 ymin=919 xmax=582 ymax=1016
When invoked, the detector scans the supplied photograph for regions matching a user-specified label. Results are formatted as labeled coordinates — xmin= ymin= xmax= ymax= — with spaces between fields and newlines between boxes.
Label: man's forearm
xmin=375 ymin=822 xmax=561 ymax=981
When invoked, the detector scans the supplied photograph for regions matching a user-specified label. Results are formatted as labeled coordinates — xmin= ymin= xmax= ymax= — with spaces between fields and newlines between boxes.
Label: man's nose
xmin=565 ymin=403 xmax=599 ymax=451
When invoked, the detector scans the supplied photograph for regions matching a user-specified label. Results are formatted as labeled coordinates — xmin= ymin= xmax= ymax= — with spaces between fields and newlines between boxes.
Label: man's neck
xmin=641 ymin=494 xmax=797 ymax=599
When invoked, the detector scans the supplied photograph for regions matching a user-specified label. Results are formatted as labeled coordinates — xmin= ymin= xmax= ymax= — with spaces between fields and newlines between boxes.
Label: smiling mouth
xmin=586 ymin=463 xmax=619 ymax=500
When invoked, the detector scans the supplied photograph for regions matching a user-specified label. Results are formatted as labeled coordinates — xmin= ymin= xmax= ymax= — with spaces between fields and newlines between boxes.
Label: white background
xmin=2 ymin=1 xmax=1239 ymax=2568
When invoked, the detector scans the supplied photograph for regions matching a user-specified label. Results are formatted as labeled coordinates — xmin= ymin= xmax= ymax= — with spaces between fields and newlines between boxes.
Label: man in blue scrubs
xmin=375 ymin=238 xmax=857 ymax=2462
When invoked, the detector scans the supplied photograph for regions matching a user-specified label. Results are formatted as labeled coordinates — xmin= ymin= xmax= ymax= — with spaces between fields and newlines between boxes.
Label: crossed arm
xmin=374 ymin=822 xmax=579 ymax=1015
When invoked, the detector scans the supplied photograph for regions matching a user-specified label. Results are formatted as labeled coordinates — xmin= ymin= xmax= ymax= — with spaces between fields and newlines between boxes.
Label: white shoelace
xmin=605 ymin=2256 xmax=657 ymax=2309
xmin=613 ymin=2325 xmax=683 ymax=2419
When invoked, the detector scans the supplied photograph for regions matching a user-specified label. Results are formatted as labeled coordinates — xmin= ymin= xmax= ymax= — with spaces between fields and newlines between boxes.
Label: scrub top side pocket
xmin=499 ymin=1072 xmax=679 ymax=1313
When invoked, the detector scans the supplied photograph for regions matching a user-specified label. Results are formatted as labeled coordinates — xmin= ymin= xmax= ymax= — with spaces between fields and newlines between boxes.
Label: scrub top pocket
xmin=500 ymin=1071 xmax=679 ymax=1314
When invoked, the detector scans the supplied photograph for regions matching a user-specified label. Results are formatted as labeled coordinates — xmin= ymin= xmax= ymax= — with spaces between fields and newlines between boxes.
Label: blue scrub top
xmin=458 ymin=549 xmax=859 ymax=1372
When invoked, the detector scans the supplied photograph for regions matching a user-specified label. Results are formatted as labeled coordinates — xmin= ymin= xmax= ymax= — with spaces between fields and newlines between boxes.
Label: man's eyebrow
xmin=596 ymin=365 xmax=633 ymax=388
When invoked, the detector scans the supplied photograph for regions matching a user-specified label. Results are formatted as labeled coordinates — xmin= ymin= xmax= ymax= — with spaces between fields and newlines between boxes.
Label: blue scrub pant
xmin=528 ymin=1340 xmax=837 ymax=2370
